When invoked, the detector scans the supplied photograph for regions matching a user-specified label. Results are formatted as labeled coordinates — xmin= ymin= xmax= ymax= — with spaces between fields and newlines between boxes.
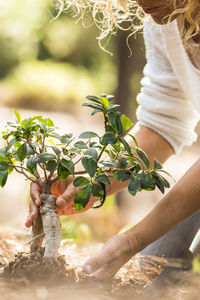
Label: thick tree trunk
xmin=40 ymin=193 xmax=62 ymax=258
xmin=31 ymin=183 xmax=62 ymax=258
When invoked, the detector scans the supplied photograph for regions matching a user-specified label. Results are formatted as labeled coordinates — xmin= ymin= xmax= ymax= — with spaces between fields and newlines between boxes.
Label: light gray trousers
xmin=141 ymin=210 xmax=200 ymax=288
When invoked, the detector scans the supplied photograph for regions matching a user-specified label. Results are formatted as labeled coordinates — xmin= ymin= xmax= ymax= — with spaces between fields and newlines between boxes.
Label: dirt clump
xmin=3 ymin=248 xmax=78 ymax=284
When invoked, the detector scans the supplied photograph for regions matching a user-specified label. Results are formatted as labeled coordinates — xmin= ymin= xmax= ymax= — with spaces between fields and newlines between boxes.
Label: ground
xmin=0 ymin=230 xmax=200 ymax=300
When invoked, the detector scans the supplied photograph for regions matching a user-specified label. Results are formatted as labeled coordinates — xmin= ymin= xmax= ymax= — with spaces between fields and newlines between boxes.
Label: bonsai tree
xmin=0 ymin=94 xmax=171 ymax=259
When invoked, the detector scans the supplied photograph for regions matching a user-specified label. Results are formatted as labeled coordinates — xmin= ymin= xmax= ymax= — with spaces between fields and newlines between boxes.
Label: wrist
xmin=122 ymin=228 xmax=142 ymax=255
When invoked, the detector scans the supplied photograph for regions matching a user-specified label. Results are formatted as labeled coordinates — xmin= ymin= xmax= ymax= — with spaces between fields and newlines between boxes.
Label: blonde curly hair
xmin=53 ymin=0 xmax=200 ymax=53
xmin=170 ymin=0 xmax=200 ymax=48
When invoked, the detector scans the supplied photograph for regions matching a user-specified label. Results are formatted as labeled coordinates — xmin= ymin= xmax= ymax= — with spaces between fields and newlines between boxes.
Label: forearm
xmin=107 ymin=125 xmax=174 ymax=196
xmin=126 ymin=158 xmax=200 ymax=253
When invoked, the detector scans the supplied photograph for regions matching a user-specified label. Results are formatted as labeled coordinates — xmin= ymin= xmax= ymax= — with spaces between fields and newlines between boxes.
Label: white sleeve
xmin=136 ymin=18 xmax=200 ymax=154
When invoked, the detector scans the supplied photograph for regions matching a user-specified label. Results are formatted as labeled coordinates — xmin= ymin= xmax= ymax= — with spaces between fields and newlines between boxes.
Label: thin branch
xmin=50 ymin=175 xmax=59 ymax=184
xmin=25 ymin=233 xmax=45 ymax=245
xmin=74 ymin=170 xmax=87 ymax=175
xmin=97 ymin=145 xmax=106 ymax=163
xmin=47 ymin=170 xmax=55 ymax=181
xmin=74 ymin=156 xmax=82 ymax=165
xmin=14 ymin=167 xmax=40 ymax=184
xmin=34 ymin=168 xmax=43 ymax=186
xmin=38 ymin=163 xmax=47 ymax=180
xmin=27 ymin=139 xmax=40 ymax=155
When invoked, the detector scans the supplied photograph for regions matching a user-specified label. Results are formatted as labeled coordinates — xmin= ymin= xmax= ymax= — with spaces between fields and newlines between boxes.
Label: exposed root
xmin=30 ymin=213 xmax=44 ymax=253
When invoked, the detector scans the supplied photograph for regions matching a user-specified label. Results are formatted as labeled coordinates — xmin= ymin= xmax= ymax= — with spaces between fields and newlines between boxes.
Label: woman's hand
xmin=83 ymin=231 xmax=138 ymax=280
xmin=25 ymin=176 xmax=96 ymax=228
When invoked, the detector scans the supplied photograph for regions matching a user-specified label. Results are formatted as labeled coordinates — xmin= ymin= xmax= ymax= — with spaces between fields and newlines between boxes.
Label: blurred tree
xmin=114 ymin=30 xmax=146 ymax=207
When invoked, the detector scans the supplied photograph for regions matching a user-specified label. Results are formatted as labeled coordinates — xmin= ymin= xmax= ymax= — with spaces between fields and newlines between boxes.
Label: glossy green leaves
xmin=0 ymin=95 xmax=171 ymax=214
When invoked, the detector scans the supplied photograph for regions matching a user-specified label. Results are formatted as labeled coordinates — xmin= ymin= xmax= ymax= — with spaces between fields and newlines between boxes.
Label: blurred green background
xmin=0 ymin=0 xmax=146 ymax=114
xmin=0 ymin=0 xmax=147 ymax=244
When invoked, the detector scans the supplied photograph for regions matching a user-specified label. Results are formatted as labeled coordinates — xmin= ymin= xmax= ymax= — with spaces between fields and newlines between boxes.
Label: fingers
xmin=25 ymin=198 xmax=39 ymax=227
xmin=25 ymin=182 xmax=42 ymax=228
xmin=83 ymin=246 xmax=113 ymax=276
xmin=83 ymin=234 xmax=133 ymax=280
xmin=30 ymin=182 xmax=43 ymax=206
xmin=25 ymin=212 xmax=32 ymax=228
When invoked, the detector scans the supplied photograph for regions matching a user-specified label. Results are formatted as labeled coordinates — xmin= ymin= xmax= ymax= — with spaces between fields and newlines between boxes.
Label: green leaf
xmin=21 ymin=118 xmax=31 ymax=130
xmin=100 ymin=132 xmax=118 ymax=145
xmin=82 ymin=155 xmax=97 ymax=177
xmin=68 ymin=147 xmax=81 ymax=155
xmin=58 ymin=164 xmax=70 ymax=179
xmin=128 ymin=175 xmax=141 ymax=196
xmin=52 ymin=146 xmax=61 ymax=156
xmin=84 ymin=148 xmax=98 ymax=161
xmin=99 ymin=97 xmax=109 ymax=109
xmin=46 ymin=160 xmax=58 ymax=171
xmin=50 ymin=132 xmax=61 ymax=140
xmin=60 ymin=157 xmax=74 ymax=174
xmin=91 ymin=183 xmax=104 ymax=199
xmin=26 ymin=157 xmax=36 ymax=175
xmin=0 ymin=161 xmax=9 ymax=171
xmin=116 ymin=112 xmax=123 ymax=134
xmin=74 ymin=141 xmax=88 ymax=149
xmin=74 ymin=184 xmax=92 ymax=211
xmin=34 ymin=153 xmax=56 ymax=164
xmin=60 ymin=134 xmax=72 ymax=144
xmin=16 ymin=143 xmax=27 ymax=161
xmin=105 ymin=125 xmax=116 ymax=134
xmin=136 ymin=148 xmax=149 ymax=169
xmin=27 ymin=145 xmax=35 ymax=155
xmin=100 ymin=159 xmax=120 ymax=168
xmin=82 ymin=103 xmax=103 ymax=111
xmin=152 ymin=172 xmax=170 ymax=192
xmin=107 ymin=104 xmax=120 ymax=112
xmin=0 ymin=155 xmax=9 ymax=163
xmin=108 ymin=111 xmax=117 ymax=129
xmin=46 ymin=118 xmax=54 ymax=127
xmin=138 ymin=172 xmax=155 ymax=190
xmin=79 ymin=131 xmax=99 ymax=139
xmin=95 ymin=173 xmax=110 ymax=184
xmin=106 ymin=149 xmax=115 ymax=159
xmin=73 ymin=176 xmax=90 ymax=187
xmin=0 ymin=170 xmax=8 ymax=187
xmin=121 ymin=115 xmax=133 ymax=132
xmin=86 ymin=95 xmax=102 ymax=104
xmin=153 ymin=158 xmax=162 ymax=170
xmin=0 ymin=148 xmax=7 ymax=156
xmin=118 ymin=157 xmax=128 ymax=169
xmin=128 ymin=134 xmax=139 ymax=148
xmin=113 ymin=170 xmax=131 ymax=182
xmin=13 ymin=108 xmax=21 ymax=123
xmin=119 ymin=138 xmax=132 ymax=155
xmin=153 ymin=175 xmax=165 ymax=193
xmin=91 ymin=108 xmax=103 ymax=116
xmin=106 ymin=95 xmax=115 ymax=101
xmin=6 ymin=137 xmax=16 ymax=152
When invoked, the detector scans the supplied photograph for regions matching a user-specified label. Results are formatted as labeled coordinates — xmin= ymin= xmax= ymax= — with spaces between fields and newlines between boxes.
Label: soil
xmin=3 ymin=249 xmax=77 ymax=283
xmin=1 ymin=230 xmax=200 ymax=300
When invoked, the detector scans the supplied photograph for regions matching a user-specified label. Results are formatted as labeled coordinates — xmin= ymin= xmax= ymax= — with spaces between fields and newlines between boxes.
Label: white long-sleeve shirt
xmin=136 ymin=17 xmax=200 ymax=154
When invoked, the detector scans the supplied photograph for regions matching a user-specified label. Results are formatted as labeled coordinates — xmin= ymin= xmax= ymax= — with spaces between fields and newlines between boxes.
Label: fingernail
xmin=84 ymin=264 xmax=92 ymax=274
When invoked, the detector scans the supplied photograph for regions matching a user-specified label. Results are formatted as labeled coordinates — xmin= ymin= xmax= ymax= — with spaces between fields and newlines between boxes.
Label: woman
xmin=26 ymin=0 xmax=200 ymax=285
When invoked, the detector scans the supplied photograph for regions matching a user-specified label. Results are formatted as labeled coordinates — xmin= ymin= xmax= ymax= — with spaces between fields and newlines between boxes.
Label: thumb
xmin=83 ymin=248 xmax=111 ymax=275
xmin=56 ymin=184 xmax=79 ymax=209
